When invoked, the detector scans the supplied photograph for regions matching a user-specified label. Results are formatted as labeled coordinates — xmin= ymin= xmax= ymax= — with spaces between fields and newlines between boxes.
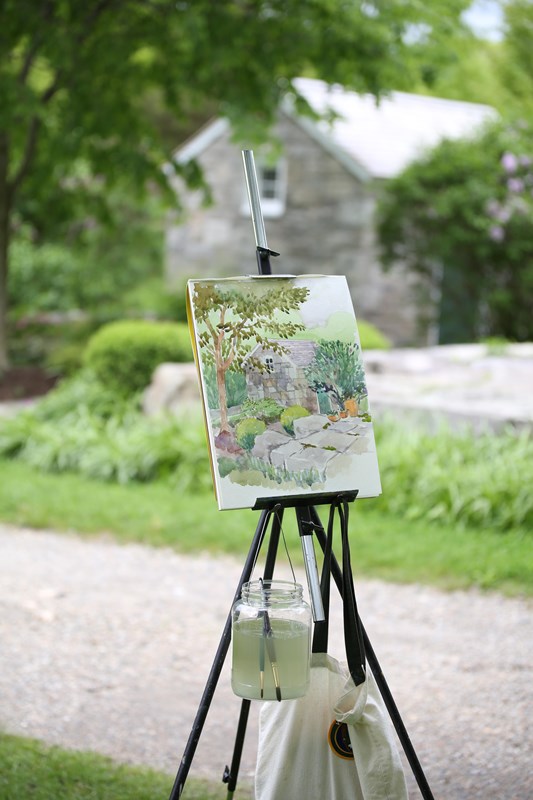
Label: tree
xmin=498 ymin=0 xmax=533 ymax=116
xmin=411 ymin=35 xmax=509 ymax=110
xmin=0 ymin=0 xmax=472 ymax=370
xmin=192 ymin=281 xmax=308 ymax=436
xmin=376 ymin=118 xmax=533 ymax=343
xmin=304 ymin=339 xmax=366 ymax=411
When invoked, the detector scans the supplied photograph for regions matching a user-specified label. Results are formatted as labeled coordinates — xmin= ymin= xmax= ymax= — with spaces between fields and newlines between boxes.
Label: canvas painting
xmin=187 ymin=275 xmax=381 ymax=510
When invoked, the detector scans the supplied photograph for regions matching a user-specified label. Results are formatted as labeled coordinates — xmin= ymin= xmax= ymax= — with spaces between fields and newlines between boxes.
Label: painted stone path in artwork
xmin=251 ymin=414 xmax=372 ymax=475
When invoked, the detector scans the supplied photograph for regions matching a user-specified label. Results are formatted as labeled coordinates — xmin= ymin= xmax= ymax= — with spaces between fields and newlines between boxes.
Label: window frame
xmin=241 ymin=158 xmax=287 ymax=219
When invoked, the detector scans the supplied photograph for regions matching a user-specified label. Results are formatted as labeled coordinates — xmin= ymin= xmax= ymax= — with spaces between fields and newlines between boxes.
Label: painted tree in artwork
xmin=304 ymin=339 xmax=366 ymax=411
xmin=193 ymin=282 xmax=309 ymax=437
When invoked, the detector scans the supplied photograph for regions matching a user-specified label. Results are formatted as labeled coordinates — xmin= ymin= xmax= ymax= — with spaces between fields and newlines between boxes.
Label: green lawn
xmin=1 ymin=459 xmax=530 ymax=596
xmin=0 ymin=733 xmax=243 ymax=800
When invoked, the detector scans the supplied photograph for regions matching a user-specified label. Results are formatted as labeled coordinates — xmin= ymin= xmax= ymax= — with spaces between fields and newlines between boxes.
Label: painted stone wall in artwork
xmin=245 ymin=348 xmax=320 ymax=413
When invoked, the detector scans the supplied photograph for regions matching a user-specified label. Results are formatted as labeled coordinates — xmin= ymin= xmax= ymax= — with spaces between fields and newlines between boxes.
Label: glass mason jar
xmin=231 ymin=580 xmax=311 ymax=701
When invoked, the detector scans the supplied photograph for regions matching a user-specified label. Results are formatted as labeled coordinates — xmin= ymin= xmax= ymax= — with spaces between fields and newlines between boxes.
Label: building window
xmin=242 ymin=159 xmax=287 ymax=219
xmin=265 ymin=356 xmax=274 ymax=373
xmin=260 ymin=166 xmax=279 ymax=200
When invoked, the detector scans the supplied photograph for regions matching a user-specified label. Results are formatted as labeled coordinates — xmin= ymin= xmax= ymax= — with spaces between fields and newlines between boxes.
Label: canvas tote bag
xmin=255 ymin=500 xmax=408 ymax=800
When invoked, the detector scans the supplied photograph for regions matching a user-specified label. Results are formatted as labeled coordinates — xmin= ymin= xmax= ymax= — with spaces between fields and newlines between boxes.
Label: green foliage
xmin=8 ymin=316 xmax=98 ymax=371
xmin=241 ymin=397 xmax=284 ymax=422
xmin=2 ymin=368 xmax=532 ymax=539
xmin=305 ymin=339 xmax=367 ymax=408
xmin=0 ymin=369 xmax=210 ymax=487
xmin=121 ymin=279 xmax=188 ymax=323
xmin=408 ymin=2 xmax=533 ymax=116
xmin=377 ymin=118 xmax=533 ymax=343
xmin=217 ymin=456 xmax=238 ymax=477
xmin=499 ymin=0 xmax=533 ymax=116
xmin=412 ymin=36 xmax=510 ymax=110
xmin=44 ymin=340 xmax=87 ymax=376
xmin=9 ymin=187 xmax=165 ymax=319
xmin=373 ymin=418 xmax=533 ymax=532
xmin=234 ymin=417 xmax=266 ymax=451
xmin=0 ymin=404 xmax=210 ymax=489
xmin=1 ymin=458 xmax=531 ymax=594
xmin=84 ymin=320 xmax=192 ymax=394
xmin=203 ymin=365 xmax=247 ymax=409
xmin=193 ymin=280 xmax=310 ymax=429
xmin=0 ymin=0 xmax=470 ymax=369
xmin=193 ymin=281 xmax=310 ymax=366
xmin=280 ymin=405 xmax=310 ymax=435
xmin=357 ymin=320 xmax=391 ymax=351
xmin=243 ymin=455 xmax=322 ymax=488
xmin=0 ymin=733 xmax=229 ymax=800
xmin=32 ymin=371 xmax=134 ymax=422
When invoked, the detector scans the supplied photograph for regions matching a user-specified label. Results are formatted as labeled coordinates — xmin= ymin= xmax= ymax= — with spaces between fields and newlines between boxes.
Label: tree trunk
xmin=0 ymin=133 xmax=10 ymax=372
xmin=216 ymin=362 xmax=230 ymax=434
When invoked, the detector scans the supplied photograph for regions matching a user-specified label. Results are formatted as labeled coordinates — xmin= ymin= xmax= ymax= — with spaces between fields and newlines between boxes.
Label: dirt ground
xmin=1 ymin=524 xmax=531 ymax=800
xmin=0 ymin=366 xmax=58 ymax=401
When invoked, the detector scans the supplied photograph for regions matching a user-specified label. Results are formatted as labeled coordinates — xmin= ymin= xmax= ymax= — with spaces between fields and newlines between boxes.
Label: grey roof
xmin=290 ymin=78 xmax=496 ymax=179
xmin=174 ymin=78 xmax=496 ymax=181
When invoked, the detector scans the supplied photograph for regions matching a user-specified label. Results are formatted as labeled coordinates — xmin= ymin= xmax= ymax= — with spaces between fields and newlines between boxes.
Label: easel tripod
xmin=167 ymin=151 xmax=435 ymax=799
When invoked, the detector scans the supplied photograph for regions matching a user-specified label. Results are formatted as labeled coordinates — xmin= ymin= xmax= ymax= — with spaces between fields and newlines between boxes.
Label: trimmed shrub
xmin=280 ymin=405 xmax=310 ymax=435
xmin=235 ymin=418 xmax=266 ymax=451
xmin=84 ymin=320 xmax=192 ymax=394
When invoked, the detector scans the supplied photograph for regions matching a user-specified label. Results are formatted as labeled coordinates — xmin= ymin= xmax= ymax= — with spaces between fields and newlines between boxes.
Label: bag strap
xmin=311 ymin=502 xmax=335 ymax=654
xmin=312 ymin=498 xmax=366 ymax=686
xmin=338 ymin=499 xmax=366 ymax=686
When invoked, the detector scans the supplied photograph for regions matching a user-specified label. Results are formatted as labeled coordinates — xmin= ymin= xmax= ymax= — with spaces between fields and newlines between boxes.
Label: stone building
xmin=244 ymin=339 xmax=319 ymax=412
xmin=166 ymin=78 xmax=494 ymax=346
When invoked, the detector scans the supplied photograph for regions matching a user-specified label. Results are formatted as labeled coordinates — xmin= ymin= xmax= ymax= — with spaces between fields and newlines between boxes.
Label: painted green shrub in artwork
xmin=280 ymin=405 xmax=310 ymax=435
xmin=235 ymin=418 xmax=266 ymax=450
xmin=304 ymin=339 xmax=366 ymax=410
xmin=241 ymin=398 xmax=284 ymax=423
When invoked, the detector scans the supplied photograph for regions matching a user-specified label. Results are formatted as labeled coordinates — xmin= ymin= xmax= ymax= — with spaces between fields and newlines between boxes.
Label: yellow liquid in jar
xmin=231 ymin=617 xmax=310 ymax=701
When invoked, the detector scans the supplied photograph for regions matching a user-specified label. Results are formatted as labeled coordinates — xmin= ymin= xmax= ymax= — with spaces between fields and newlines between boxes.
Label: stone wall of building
xmin=245 ymin=355 xmax=320 ymax=413
xmin=166 ymin=114 xmax=423 ymax=345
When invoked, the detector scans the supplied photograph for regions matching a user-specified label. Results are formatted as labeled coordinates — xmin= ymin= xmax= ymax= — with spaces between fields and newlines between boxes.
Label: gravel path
xmin=1 ymin=523 xmax=531 ymax=799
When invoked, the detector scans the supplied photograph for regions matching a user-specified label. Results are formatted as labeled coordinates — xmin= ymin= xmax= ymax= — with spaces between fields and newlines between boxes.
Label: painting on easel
xmin=187 ymin=274 xmax=381 ymax=510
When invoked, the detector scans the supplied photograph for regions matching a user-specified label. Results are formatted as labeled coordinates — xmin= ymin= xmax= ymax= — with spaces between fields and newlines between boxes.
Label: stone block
xmin=142 ymin=362 xmax=200 ymax=417
xmin=301 ymin=429 xmax=357 ymax=454
xmin=270 ymin=440 xmax=304 ymax=469
xmin=284 ymin=445 xmax=338 ymax=474
xmin=326 ymin=418 xmax=361 ymax=434
xmin=293 ymin=414 xmax=328 ymax=437
xmin=251 ymin=430 xmax=291 ymax=460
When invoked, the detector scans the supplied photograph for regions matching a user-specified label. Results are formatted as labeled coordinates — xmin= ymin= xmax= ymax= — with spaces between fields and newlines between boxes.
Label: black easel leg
xmin=168 ymin=509 xmax=271 ymax=800
xmin=310 ymin=507 xmax=435 ymax=800
xmin=361 ymin=631 xmax=435 ymax=800
xmin=222 ymin=700 xmax=251 ymax=799
xmin=222 ymin=508 xmax=283 ymax=797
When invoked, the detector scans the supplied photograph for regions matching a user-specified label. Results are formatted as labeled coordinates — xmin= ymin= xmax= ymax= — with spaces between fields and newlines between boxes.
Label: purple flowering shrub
xmin=487 ymin=146 xmax=533 ymax=243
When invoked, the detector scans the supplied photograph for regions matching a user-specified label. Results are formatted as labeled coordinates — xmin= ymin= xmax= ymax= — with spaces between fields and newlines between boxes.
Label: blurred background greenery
xmin=1 ymin=3 xmax=532 ymax=794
